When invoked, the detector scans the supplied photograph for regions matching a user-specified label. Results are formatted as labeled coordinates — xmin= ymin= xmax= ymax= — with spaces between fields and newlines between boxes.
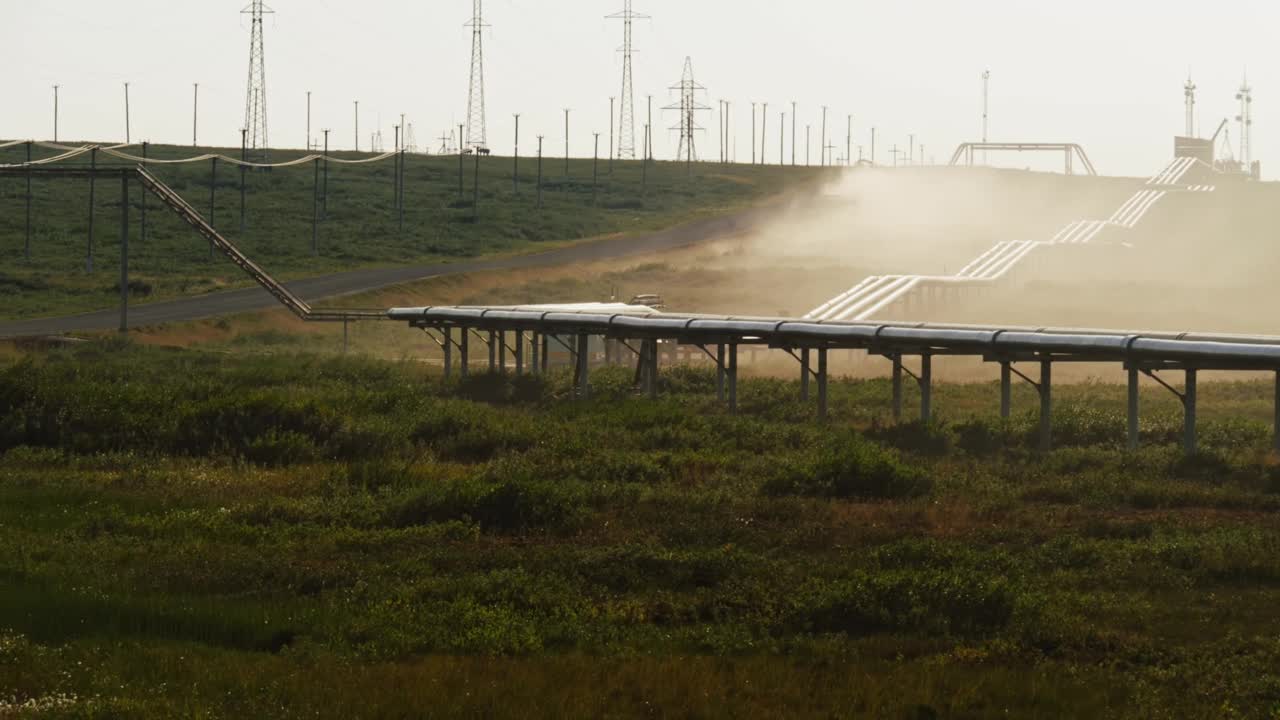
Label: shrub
xmin=762 ymin=436 xmax=932 ymax=500
xmin=792 ymin=569 xmax=1019 ymax=636
xmin=388 ymin=459 xmax=587 ymax=532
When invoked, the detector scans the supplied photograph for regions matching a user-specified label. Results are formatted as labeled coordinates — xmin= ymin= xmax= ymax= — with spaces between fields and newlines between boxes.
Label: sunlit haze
xmin=4 ymin=0 xmax=1276 ymax=177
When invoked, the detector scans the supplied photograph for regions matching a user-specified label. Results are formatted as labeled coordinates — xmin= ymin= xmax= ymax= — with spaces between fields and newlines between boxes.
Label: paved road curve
xmin=0 ymin=209 xmax=768 ymax=338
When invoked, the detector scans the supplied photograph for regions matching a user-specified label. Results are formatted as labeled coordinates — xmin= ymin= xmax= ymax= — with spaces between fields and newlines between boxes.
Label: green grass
xmin=0 ymin=142 xmax=825 ymax=320
xmin=3 ymin=342 xmax=1280 ymax=717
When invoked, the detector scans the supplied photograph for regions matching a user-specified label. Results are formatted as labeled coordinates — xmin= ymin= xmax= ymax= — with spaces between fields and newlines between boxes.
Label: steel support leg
xmin=443 ymin=328 xmax=453 ymax=380
xmin=728 ymin=343 xmax=739 ymax=414
xmin=541 ymin=334 xmax=550 ymax=373
xmin=920 ymin=354 xmax=933 ymax=423
xmin=577 ymin=333 xmax=590 ymax=398
xmin=1039 ymin=361 xmax=1053 ymax=452
xmin=461 ymin=330 xmax=470 ymax=377
xmin=817 ymin=348 xmax=829 ymax=421
xmin=498 ymin=331 xmax=507 ymax=375
xmin=515 ymin=331 xmax=524 ymax=376
xmin=800 ymin=348 xmax=811 ymax=401
xmin=648 ymin=340 xmax=659 ymax=400
xmin=1275 ymin=371 xmax=1280 ymax=454
xmin=716 ymin=343 xmax=726 ymax=402
xmin=488 ymin=331 xmax=496 ymax=373
xmin=1000 ymin=362 xmax=1012 ymax=419
xmin=343 ymin=319 xmax=349 ymax=355
xmin=892 ymin=355 xmax=904 ymax=422
xmin=1127 ymin=368 xmax=1139 ymax=450
xmin=119 ymin=174 xmax=129 ymax=333
xmin=1184 ymin=369 xmax=1197 ymax=455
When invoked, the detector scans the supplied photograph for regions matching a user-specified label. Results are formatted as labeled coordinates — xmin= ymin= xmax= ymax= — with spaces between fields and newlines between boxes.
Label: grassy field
xmin=0 ymin=142 xmax=825 ymax=320
xmin=3 ymin=341 xmax=1280 ymax=717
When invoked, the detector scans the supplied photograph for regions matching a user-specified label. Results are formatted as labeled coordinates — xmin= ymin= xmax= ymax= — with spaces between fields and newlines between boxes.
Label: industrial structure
xmin=463 ymin=0 xmax=489 ymax=153
xmin=664 ymin=57 xmax=708 ymax=164
xmin=241 ymin=0 xmax=272 ymax=150
xmin=607 ymin=1 xmax=647 ymax=160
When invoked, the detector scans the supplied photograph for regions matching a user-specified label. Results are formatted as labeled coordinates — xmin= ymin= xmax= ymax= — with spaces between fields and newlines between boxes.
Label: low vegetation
xmin=2 ymin=341 xmax=1280 ymax=717
xmin=0 ymin=142 xmax=823 ymax=320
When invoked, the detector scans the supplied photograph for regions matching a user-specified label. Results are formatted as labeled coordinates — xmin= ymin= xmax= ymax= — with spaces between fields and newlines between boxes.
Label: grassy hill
xmin=0 ymin=142 xmax=827 ymax=320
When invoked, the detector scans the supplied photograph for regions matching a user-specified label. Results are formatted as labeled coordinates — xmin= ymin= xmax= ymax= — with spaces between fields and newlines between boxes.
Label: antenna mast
xmin=1236 ymin=76 xmax=1253 ymax=168
xmin=1183 ymin=76 xmax=1197 ymax=137
xmin=242 ymin=0 xmax=273 ymax=150
xmin=607 ymin=1 xmax=648 ymax=160
xmin=464 ymin=0 xmax=489 ymax=152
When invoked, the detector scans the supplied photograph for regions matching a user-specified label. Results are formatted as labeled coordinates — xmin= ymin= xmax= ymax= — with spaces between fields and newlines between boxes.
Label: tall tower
xmin=1183 ymin=76 xmax=1197 ymax=137
xmin=242 ymin=1 xmax=273 ymax=150
xmin=664 ymin=57 xmax=708 ymax=163
xmin=1236 ymin=76 xmax=1253 ymax=167
xmin=981 ymin=70 xmax=990 ymax=143
xmin=607 ymin=1 xmax=648 ymax=160
xmin=464 ymin=0 xmax=488 ymax=152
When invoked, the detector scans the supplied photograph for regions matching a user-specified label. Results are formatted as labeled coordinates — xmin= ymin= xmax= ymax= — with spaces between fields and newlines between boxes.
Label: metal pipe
xmin=1184 ymin=369 xmax=1197 ymax=454
xmin=1127 ymin=368 xmax=1139 ymax=449
xmin=1039 ymin=361 xmax=1053 ymax=452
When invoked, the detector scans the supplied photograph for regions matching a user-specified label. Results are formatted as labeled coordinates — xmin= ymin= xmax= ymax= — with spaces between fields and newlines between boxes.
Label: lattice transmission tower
xmin=242 ymin=1 xmax=273 ymax=150
xmin=607 ymin=1 xmax=648 ymax=160
xmin=464 ymin=0 xmax=489 ymax=152
xmin=664 ymin=57 xmax=709 ymax=163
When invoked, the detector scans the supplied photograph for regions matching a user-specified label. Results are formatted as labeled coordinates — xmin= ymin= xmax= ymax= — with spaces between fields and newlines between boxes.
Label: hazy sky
xmin=3 ymin=1 xmax=1275 ymax=177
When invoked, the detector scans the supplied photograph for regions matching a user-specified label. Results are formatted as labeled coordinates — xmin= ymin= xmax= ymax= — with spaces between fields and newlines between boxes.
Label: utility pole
xmin=909 ymin=134 xmax=915 ymax=166
xmin=642 ymin=123 xmax=649 ymax=190
xmin=751 ymin=102 xmax=757 ymax=165
xmin=790 ymin=101 xmax=796 ymax=166
xmin=354 ymin=100 xmax=359 ymax=151
xmin=564 ymin=108 xmax=571 ymax=175
xmin=779 ymin=112 xmax=785 ymax=167
xmin=306 ymin=91 xmax=312 ymax=150
xmin=609 ymin=97 xmax=615 ymax=173
xmin=806 ymin=125 xmax=811 ymax=166
xmin=724 ymin=100 xmax=730 ymax=163
xmin=458 ymin=123 xmax=465 ymax=199
xmin=512 ymin=113 xmax=520 ymax=194
xmin=846 ymin=115 xmax=852 ymax=167
xmin=240 ymin=128 xmax=248 ymax=233
xmin=536 ymin=136 xmax=544 ymax=209
xmin=982 ymin=69 xmax=990 ymax=164
xmin=192 ymin=83 xmax=199 ymax=146
xmin=821 ymin=106 xmax=827 ymax=167
xmin=647 ymin=95 xmax=653 ymax=161
xmin=53 ymin=85 xmax=59 ymax=142
xmin=761 ymin=102 xmax=768 ymax=164
xmin=322 ymin=129 xmax=330 ymax=215
xmin=124 ymin=82 xmax=131 ymax=144
xmin=592 ymin=133 xmax=600 ymax=205
xmin=871 ymin=127 xmax=876 ymax=166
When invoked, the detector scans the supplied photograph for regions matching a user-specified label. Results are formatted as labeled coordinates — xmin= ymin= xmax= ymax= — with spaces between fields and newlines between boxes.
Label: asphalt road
xmin=0 ymin=208 xmax=768 ymax=338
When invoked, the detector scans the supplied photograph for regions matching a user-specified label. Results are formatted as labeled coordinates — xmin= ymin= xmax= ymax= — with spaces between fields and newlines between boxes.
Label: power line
xmin=242 ymin=0 xmax=273 ymax=150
